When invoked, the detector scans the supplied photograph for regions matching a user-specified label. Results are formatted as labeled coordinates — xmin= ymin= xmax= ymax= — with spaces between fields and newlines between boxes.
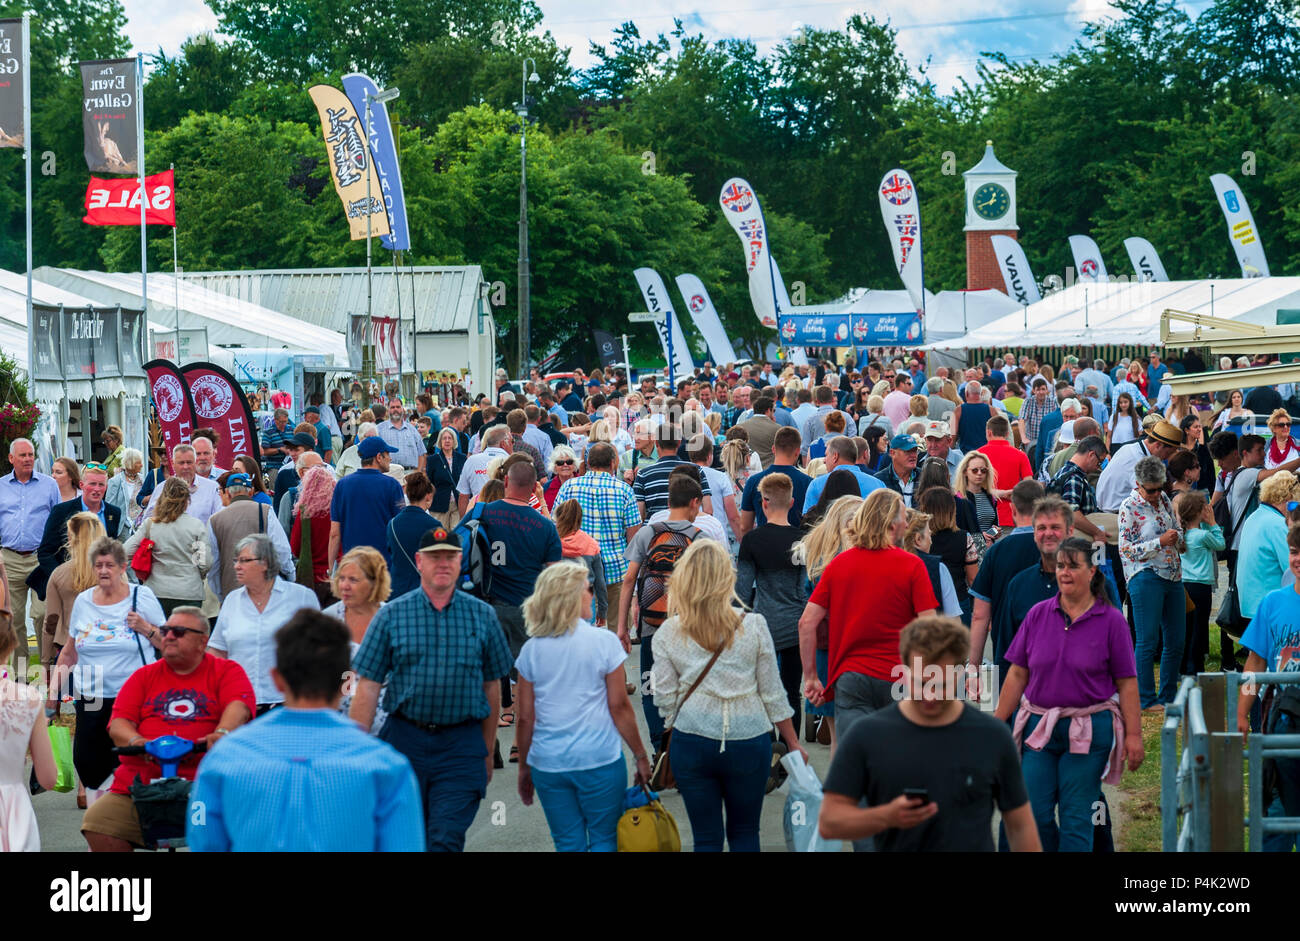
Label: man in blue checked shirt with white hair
xmin=188 ymin=608 xmax=423 ymax=851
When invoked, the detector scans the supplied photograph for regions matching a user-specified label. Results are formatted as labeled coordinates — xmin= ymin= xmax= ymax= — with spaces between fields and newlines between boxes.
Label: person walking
xmin=349 ymin=527 xmax=514 ymax=852
xmin=325 ymin=547 xmax=391 ymax=726
xmin=554 ymin=499 xmax=608 ymax=625
xmin=329 ymin=437 xmax=406 ymax=566
xmin=735 ymin=473 xmax=807 ymax=734
xmin=386 ymin=471 xmax=439 ymax=600
xmin=105 ymin=448 xmax=146 ymax=531
xmin=0 ymin=438 xmax=61 ymax=675
xmin=122 ymin=477 xmax=212 ymax=618
xmin=514 ymin=562 xmax=650 ymax=852
xmin=50 ymin=538 xmax=166 ymax=797
xmin=995 ymin=537 xmax=1142 ymax=851
xmin=141 ymin=445 xmax=222 ymax=524
xmin=427 ymin=428 xmax=467 ymax=529
xmin=0 ymin=621 xmax=59 ymax=850
xmin=41 ymin=512 xmax=106 ymax=684
xmin=1118 ymin=456 xmax=1186 ymax=709
xmin=799 ymin=489 xmax=939 ymax=737
xmin=188 ymin=608 xmax=422 ymax=851
xmin=652 ymin=539 xmax=807 ymax=852
xmin=208 ymin=473 xmax=294 ymax=600
xmin=210 ymin=534 xmax=320 ymax=714
xmin=543 ymin=445 xmax=579 ymax=510
xmin=376 ymin=403 xmax=426 ymax=474
xmin=289 ymin=465 xmax=338 ymax=607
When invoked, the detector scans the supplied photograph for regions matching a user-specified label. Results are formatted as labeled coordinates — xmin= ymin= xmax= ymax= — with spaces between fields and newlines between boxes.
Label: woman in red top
xmin=798 ymin=489 xmax=939 ymax=737
xmin=290 ymin=464 xmax=336 ymax=606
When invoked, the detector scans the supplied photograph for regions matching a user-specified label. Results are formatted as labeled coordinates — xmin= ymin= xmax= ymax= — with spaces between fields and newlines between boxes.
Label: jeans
xmin=642 ymin=639 xmax=664 ymax=751
xmin=530 ymin=757 xmax=627 ymax=852
xmin=380 ymin=716 xmax=487 ymax=852
xmin=670 ymin=730 xmax=770 ymax=852
xmin=1020 ymin=710 xmax=1114 ymax=852
xmin=1128 ymin=570 xmax=1186 ymax=707
xmin=1263 ymin=708 xmax=1300 ymax=852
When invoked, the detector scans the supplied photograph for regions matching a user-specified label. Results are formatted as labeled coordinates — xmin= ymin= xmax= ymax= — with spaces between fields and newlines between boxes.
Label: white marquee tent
xmin=921 ymin=277 xmax=1300 ymax=352
xmin=35 ymin=268 xmax=348 ymax=360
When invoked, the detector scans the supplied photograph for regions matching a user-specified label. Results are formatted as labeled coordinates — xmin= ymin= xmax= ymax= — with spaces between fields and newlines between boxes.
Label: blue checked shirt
xmin=353 ymin=588 xmax=512 ymax=726
xmin=555 ymin=471 xmax=641 ymax=582
xmin=187 ymin=708 xmax=423 ymax=852
xmin=261 ymin=425 xmax=294 ymax=456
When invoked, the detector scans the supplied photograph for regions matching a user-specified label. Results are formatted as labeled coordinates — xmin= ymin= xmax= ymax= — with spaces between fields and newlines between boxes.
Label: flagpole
xmin=171 ymin=161 xmax=179 ymax=342
xmin=136 ymin=54 xmax=147 ymax=368
xmin=22 ymin=13 xmax=32 ymax=401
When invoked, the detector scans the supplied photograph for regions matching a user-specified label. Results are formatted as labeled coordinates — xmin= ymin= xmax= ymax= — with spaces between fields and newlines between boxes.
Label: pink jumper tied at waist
xmin=1011 ymin=695 xmax=1127 ymax=786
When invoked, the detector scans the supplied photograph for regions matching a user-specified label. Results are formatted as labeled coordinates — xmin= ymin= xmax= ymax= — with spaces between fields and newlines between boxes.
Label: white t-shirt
xmin=456 ymin=446 xmax=508 ymax=498
xmin=699 ymin=465 xmax=736 ymax=544
xmin=1229 ymin=467 xmax=1262 ymax=551
xmin=68 ymin=585 xmax=167 ymax=698
xmin=514 ymin=620 xmax=627 ymax=773
xmin=646 ymin=509 xmax=727 ymax=545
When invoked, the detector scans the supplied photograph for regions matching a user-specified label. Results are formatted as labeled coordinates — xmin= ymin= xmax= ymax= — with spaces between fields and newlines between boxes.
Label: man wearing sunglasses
xmin=81 ymin=606 xmax=254 ymax=851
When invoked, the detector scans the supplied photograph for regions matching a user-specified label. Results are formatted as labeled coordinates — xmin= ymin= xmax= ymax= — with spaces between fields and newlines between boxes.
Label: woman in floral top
xmin=1118 ymin=455 xmax=1185 ymax=710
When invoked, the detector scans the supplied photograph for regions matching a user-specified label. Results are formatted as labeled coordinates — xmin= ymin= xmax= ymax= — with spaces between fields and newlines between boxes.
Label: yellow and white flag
xmin=308 ymin=84 xmax=390 ymax=241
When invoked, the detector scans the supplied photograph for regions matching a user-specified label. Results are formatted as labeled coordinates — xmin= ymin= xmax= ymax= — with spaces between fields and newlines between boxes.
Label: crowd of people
xmin=0 ymin=346 xmax=1297 ymax=852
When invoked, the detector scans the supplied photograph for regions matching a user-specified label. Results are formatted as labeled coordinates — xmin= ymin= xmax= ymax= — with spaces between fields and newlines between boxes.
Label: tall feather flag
xmin=877 ymin=169 xmax=926 ymax=318
xmin=1210 ymin=174 xmax=1270 ymax=278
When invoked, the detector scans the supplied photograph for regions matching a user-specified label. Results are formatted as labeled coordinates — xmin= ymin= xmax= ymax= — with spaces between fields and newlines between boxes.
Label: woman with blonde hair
xmin=720 ymin=433 xmax=758 ymax=493
xmin=544 ymin=445 xmax=579 ymax=509
xmin=514 ymin=562 xmax=650 ymax=852
xmin=1264 ymin=408 xmax=1300 ymax=468
xmin=908 ymin=393 xmax=930 ymax=422
xmin=122 ymin=476 xmax=211 ymax=618
xmin=651 ymin=539 xmax=806 ymax=852
xmin=1164 ymin=394 xmax=1193 ymax=428
xmin=792 ymin=494 xmax=863 ymax=748
xmin=290 ymin=464 xmax=337 ymax=606
xmin=327 ymin=546 xmax=392 ymax=727
xmin=954 ymin=450 xmax=1001 ymax=544
xmin=703 ymin=411 xmax=722 ymax=441
xmin=43 ymin=512 xmax=107 ymax=663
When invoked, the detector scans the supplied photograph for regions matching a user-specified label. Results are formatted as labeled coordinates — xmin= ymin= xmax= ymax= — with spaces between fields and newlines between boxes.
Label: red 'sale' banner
xmin=83 ymin=169 xmax=176 ymax=226
xmin=144 ymin=359 xmax=197 ymax=475
xmin=180 ymin=362 xmax=257 ymax=473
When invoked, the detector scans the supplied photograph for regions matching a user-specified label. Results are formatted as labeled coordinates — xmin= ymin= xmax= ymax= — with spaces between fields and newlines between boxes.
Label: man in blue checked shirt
xmin=188 ymin=609 xmax=423 ymax=851
xmin=350 ymin=526 xmax=513 ymax=852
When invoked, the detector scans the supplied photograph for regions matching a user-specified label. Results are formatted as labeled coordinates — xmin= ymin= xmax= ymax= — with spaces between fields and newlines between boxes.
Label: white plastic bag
xmin=780 ymin=751 xmax=842 ymax=853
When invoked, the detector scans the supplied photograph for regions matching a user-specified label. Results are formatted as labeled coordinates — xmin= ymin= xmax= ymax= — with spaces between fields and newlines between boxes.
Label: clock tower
xmin=963 ymin=141 xmax=1018 ymax=291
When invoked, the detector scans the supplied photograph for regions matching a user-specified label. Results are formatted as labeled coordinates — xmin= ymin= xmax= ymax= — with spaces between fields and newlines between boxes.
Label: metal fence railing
xmin=1161 ymin=671 xmax=1300 ymax=851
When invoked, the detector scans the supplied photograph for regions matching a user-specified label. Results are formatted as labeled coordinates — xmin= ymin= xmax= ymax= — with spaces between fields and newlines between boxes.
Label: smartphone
xmin=986 ymin=526 xmax=1001 ymax=540
xmin=903 ymin=787 xmax=929 ymax=803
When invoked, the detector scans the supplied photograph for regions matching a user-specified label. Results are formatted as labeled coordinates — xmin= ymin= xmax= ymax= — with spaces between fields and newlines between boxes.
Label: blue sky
xmin=119 ymin=0 xmax=1211 ymax=92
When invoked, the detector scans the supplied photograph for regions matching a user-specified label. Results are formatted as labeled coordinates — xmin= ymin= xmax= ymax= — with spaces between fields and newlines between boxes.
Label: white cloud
xmin=121 ymin=0 xmax=220 ymax=60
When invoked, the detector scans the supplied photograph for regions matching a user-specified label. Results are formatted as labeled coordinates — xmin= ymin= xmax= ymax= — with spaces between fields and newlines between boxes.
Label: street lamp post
xmin=516 ymin=58 xmax=540 ymax=378
xmin=365 ymin=85 xmax=400 ymax=376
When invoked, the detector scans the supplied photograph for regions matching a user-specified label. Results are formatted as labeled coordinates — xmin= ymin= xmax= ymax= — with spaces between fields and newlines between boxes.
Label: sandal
xmin=508 ymin=745 xmax=519 ymax=764
xmin=498 ymin=710 xmax=515 ymax=727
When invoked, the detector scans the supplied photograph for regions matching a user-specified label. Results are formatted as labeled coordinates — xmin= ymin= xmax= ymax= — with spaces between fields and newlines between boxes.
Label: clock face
xmin=972 ymin=182 xmax=1010 ymax=221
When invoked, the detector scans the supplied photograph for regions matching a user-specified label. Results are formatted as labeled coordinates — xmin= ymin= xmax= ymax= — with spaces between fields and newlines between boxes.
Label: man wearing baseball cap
xmin=303 ymin=405 xmax=335 ymax=465
xmin=328 ymin=436 xmax=404 ymax=565
xmin=921 ymin=420 xmax=963 ymax=478
xmin=350 ymin=525 xmax=513 ymax=852
xmin=874 ymin=433 xmax=924 ymax=508
xmin=273 ymin=432 xmax=320 ymax=516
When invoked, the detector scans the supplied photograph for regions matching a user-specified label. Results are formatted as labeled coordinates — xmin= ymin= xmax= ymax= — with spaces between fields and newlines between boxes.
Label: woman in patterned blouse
xmin=1118 ymin=456 xmax=1185 ymax=710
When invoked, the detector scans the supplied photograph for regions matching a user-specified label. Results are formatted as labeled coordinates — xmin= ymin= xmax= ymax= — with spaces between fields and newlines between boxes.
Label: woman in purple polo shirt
xmin=993 ymin=536 xmax=1143 ymax=851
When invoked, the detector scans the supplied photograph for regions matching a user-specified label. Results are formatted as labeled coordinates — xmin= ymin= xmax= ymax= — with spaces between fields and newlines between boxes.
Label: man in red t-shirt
xmin=81 ymin=606 xmax=255 ymax=852
xmin=798 ymin=489 xmax=938 ymax=737
xmin=978 ymin=413 xmax=1033 ymax=527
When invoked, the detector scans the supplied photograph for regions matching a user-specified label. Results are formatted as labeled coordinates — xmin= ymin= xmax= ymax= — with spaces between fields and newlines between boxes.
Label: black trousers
xmin=1183 ymin=582 xmax=1214 ymax=675
xmin=774 ymin=646 xmax=802 ymax=734
xmin=73 ymin=696 xmax=118 ymax=791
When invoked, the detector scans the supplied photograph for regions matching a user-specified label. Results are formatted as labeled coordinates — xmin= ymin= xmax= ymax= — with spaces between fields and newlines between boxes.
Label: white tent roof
xmin=34 ymin=268 xmax=347 ymax=360
xmin=921 ymin=277 xmax=1300 ymax=351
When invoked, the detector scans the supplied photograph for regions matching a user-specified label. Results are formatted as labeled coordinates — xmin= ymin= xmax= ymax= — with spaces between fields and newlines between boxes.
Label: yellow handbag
xmin=617 ymin=787 xmax=681 ymax=852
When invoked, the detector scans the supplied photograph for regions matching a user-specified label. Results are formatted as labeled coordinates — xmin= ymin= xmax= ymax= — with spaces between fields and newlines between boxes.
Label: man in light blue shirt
xmin=801 ymin=436 xmax=883 ymax=513
xmin=189 ymin=608 xmax=423 ymax=851
xmin=1075 ymin=359 xmax=1113 ymax=405
xmin=377 ymin=405 xmax=427 ymax=473
xmin=0 ymin=437 xmax=61 ymax=652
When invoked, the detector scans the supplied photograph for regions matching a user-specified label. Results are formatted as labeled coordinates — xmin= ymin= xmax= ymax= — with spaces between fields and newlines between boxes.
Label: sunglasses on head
xmin=83 ymin=461 xmax=109 ymax=472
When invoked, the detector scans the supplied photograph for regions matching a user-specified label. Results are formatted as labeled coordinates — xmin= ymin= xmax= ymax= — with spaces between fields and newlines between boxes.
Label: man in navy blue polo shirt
xmin=739 ymin=427 xmax=811 ymax=535
xmin=329 ymin=437 xmax=405 ymax=565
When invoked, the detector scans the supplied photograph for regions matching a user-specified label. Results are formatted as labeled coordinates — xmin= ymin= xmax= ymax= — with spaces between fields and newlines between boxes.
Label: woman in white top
xmin=0 ymin=622 xmax=58 ymax=851
xmin=51 ymin=537 xmax=165 ymax=794
xmin=105 ymin=448 xmax=146 ymax=529
xmin=122 ymin=476 xmax=212 ymax=617
xmin=651 ymin=539 xmax=807 ymax=852
xmin=1211 ymin=389 xmax=1248 ymax=432
xmin=210 ymin=533 xmax=319 ymax=713
xmin=325 ymin=546 xmax=390 ymax=729
xmin=1108 ymin=392 xmax=1142 ymax=449
xmin=515 ymin=562 xmax=650 ymax=852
